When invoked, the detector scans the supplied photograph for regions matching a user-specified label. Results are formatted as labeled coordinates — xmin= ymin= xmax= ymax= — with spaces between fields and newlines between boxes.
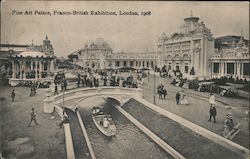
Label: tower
xmin=42 ymin=35 xmax=54 ymax=56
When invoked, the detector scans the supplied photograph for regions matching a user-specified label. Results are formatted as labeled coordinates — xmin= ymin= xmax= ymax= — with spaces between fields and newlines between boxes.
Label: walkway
xmin=142 ymin=74 xmax=249 ymax=149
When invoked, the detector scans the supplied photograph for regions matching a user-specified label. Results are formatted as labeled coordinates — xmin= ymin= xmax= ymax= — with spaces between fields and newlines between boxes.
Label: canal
xmin=75 ymin=97 xmax=172 ymax=159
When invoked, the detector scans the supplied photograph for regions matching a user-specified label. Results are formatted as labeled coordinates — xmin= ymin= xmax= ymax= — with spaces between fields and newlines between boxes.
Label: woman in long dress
xmin=180 ymin=93 xmax=189 ymax=105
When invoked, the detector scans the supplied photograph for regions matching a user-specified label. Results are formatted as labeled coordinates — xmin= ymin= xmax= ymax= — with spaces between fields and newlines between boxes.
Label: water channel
xmin=75 ymin=97 xmax=172 ymax=159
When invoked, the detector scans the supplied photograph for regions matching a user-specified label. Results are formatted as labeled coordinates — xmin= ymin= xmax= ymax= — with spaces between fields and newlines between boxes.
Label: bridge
xmin=43 ymin=86 xmax=143 ymax=113
xmin=43 ymin=86 xmax=249 ymax=159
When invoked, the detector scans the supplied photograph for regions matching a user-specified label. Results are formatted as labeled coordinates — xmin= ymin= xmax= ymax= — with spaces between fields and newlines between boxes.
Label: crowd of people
xmin=157 ymin=84 xmax=167 ymax=99
xmin=16 ymin=80 xmax=50 ymax=88
xmin=76 ymin=70 xmax=140 ymax=89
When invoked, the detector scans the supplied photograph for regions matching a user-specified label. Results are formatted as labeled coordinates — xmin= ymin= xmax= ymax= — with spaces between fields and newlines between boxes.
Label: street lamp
xmin=154 ymin=65 xmax=156 ymax=104
xmin=209 ymin=59 xmax=212 ymax=93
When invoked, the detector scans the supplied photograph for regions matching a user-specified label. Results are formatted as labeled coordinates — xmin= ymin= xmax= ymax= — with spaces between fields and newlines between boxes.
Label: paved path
xmin=142 ymin=74 xmax=249 ymax=149
xmin=0 ymin=86 xmax=66 ymax=159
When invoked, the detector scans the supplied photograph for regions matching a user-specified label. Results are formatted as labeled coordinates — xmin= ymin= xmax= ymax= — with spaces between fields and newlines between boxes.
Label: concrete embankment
xmin=65 ymin=108 xmax=93 ymax=159
xmin=76 ymin=110 xmax=96 ymax=159
xmin=113 ymin=104 xmax=185 ymax=159
xmin=54 ymin=106 xmax=75 ymax=159
xmin=123 ymin=98 xmax=248 ymax=159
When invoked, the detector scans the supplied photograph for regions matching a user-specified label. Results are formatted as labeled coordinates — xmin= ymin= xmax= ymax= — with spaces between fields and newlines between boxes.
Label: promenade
xmin=142 ymin=74 xmax=249 ymax=149
xmin=0 ymin=86 xmax=66 ymax=159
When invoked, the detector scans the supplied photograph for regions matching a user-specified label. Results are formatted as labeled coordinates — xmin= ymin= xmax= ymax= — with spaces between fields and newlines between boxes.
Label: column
xmin=12 ymin=61 xmax=15 ymax=79
xmin=35 ymin=60 xmax=38 ymax=79
xmin=14 ymin=62 xmax=17 ymax=78
xmin=220 ymin=62 xmax=225 ymax=76
xmin=19 ymin=61 xmax=22 ymax=79
xmin=39 ymin=61 xmax=42 ymax=79
xmin=234 ymin=62 xmax=237 ymax=77
xmin=211 ymin=62 xmax=214 ymax=78
xmin=237 ymin=62 xmax=240 ymax=78
xmin=224 ymin=62 xmax=227 ymax=75
xmin=241 ymin=63 xmax=243 ymax=78
xmin=41 ymin=61 xmax=43 ymax=72
xmin=31 ymin=61 xmax=33 ymax=71
xmin=47 ymin=61 xmax=50 ymax=72
xmin=50 ymin=60 xmax=54 ymax=72
xmin=23 ymin=60 xmax=26 ymax=79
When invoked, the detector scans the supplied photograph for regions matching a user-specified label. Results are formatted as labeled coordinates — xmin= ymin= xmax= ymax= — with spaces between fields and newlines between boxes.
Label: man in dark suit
xmin=176 ymin=91 xmax=180 ymax=105
xmin=209 ymin=105 xmax=217 ymax=123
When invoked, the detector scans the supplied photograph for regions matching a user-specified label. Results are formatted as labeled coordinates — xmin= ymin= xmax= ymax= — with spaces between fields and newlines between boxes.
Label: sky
xmin=1 ymin=1 xmax=249 ymax=57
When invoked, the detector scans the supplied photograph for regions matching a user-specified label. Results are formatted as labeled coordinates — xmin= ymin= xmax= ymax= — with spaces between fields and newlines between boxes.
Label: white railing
xmin=44 ymin=86 xmax=143 ymax=113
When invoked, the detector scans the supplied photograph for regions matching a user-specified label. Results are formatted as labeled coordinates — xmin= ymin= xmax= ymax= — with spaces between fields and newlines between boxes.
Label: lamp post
xmin=154 ymin=65 xmax=156 ymax=104
xmin=210 ymin=59 xmax=212 ymax=93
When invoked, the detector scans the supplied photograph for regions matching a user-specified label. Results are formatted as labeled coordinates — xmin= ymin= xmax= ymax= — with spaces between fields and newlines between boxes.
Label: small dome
xmin=158 ymin=32 xmax=168 ymax=41
xmin=18 ymin=51 xmax=46 ymax=58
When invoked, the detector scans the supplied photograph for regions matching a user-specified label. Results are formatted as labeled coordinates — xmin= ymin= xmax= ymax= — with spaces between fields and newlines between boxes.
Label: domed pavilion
xmin=9 ymin=50 xmax=55 ymax=86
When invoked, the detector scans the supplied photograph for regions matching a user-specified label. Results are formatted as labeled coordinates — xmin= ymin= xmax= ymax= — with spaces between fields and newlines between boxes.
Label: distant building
xmin=210 ymin=34 xmax=249 ymax=80
xmin=0 ymin=35 xmax=56 ymax=86
xmin=68 ymin=38 xmax=156 ymax=70
xmin=157 ymin=13 xmax=214 ymax=79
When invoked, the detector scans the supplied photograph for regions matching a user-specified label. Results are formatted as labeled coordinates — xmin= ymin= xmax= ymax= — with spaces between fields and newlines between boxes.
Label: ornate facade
xmin=210 ymin=35 xmax=249 ymax=80
xmin=0 ymin=35 xmax=56 ymax=86
xmin=68 ymin=38 xmax=156 ymax=70
xmin=157 ymin=14 xmax=214 ymax=79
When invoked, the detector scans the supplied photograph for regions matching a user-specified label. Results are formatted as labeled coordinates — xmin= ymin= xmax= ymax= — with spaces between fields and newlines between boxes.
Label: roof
xmin=0 ymin=44 xmax=29 ymax=48
xmin=17 ymin=51 xmax=47 ymax=58
xmin=184 ymin=16 xmax=199 ymax=22
xmin=87 ymin=38 xmax=112 ymax=50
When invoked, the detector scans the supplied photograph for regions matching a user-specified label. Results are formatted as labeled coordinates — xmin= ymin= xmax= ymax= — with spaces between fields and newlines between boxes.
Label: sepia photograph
xmin=0 ymin=1 xmax=249 ymax=159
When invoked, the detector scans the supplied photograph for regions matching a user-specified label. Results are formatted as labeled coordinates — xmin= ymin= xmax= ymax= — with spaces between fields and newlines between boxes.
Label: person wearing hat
xmin=28 ymin=108 xmax=38 ymax=127
xmin=209 ymin=93 xmax=216 ymax=106
xmin=227 ymin=113 xmax=234 ymax=131
xmin=208 ymin=105 xmax=217 ymax=123
xmin=223 ymin=113 xmax=234 ymax=137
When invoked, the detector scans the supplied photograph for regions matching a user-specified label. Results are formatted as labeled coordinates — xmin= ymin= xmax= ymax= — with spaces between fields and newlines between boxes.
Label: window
xmin=168 ymin=64 xmax=171 ymax=70
xmin=227 ymin=63 xmax=234 ymax=74
xmin=123 ymin=61 xmax=127 ymax=67
xmin=109 ymin=62 xmax=112 ymax=67
xmin=146 ymin=61 xmax=149 ymax=67
xmin=213 ymin=63 xmax=219 ymax=73
xmin=176 ymin=65 xmax=179 ymax=71
xmin=243 ymin=63 xmax=250 ymax=75
xmin=130 ymin=61 xmax=134 ymax=67
xmin=115 ymin=61 xmax=120 ymax=67
xmin=151 ymin=61 xmax=154 ymax=68
xmin=185 ymin=66 xmax=188 ymax=73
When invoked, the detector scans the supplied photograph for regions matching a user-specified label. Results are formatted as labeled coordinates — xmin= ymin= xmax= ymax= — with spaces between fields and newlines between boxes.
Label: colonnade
xmin=211 ymin=60 xmax=248 ymax=79
xmin=111 ymin=60 xmax=155 ymax=69
xmin=11 ymin=58 xmax=55 ymax=80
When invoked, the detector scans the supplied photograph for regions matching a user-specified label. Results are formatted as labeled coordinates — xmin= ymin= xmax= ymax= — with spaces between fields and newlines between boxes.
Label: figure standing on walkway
xmin=162 ymin=88 xmax=167 ymax=99
xmin=54 ymin=84 xmax=58 ymax=95
xmin=11 ymin=89 xmax=15 ymax=101
xmin=209 ymin=93 xmax=216 ymax=106
xmin=180 ymin=93 xmax=189 ymax=105
xmin=176 ymin=91 xmax=180 ymax=105
xmin=223 ymin=113 xmax=234 ymax=137
xmin=64 ymin=79 xmax=67 ymax=90
xmin=28 ymin=108 xmax=38 ymax=127
xmin=208 ymin=105 xmax=217 ymax=123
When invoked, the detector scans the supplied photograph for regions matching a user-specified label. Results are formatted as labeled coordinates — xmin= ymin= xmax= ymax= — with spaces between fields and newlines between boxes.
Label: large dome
xmin=17 ymin=51 xmax=47 ymax=58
